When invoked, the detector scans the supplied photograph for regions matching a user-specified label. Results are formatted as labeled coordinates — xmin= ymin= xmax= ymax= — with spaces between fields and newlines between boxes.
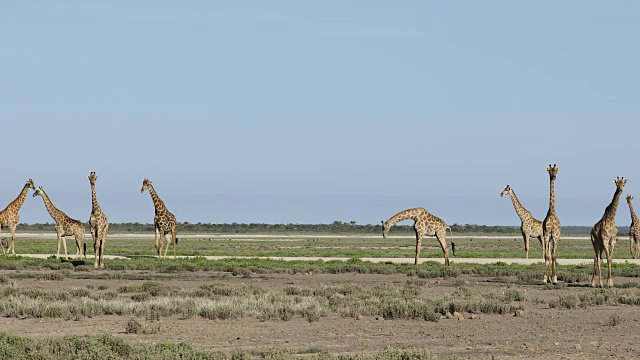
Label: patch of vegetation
xmin=607 ymin=314 xmax=624 ymax=327
xmin=36 ymin=271 xmax=68 ymax=281
xmin=0 ymin=331 xmax=443 ymax=360
xmin=434 ymin=288 xmax=523 ymax=316
xmin=0 ymin=272 xmax=531 ymax=323
xmin=546 ymin=289 xmax=640 ymax=309
xmin=117 ymin=281 xmax=180 ymax=297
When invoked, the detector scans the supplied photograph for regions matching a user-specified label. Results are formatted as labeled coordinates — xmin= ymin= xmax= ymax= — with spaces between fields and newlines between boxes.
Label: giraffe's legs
xmin=413 ymin=227 xmax=422 ymax=265
xmin=435 ymin=231 xmax=450 ymax=266
xmin=591 ymin=234 xmax=603 ymax=287
xmin=522 ymin=232 xmax=530 ymax=259
xmin=631 ymin=233 xmax=635 ymax=259
xmin=74 ymin=232 xmax=84 ymax=259
xmin=9 ymin=224 xmax=17 ymax=255
xmin=0 ymin=228 xmax=5 ymax=255
xmin=100 ymin=223 xmax=108 ymax=268
xmin=56 ymin=233 xmax=61 ymax=259
xmin=57 ymin=233 xmax=69 ymax=260
xmin=171 ymin=227 xmax=177 ymax=259
xmin=605 ymin=252 xmax=613 ymax=288
xmin=550 ymin=235 xmax=559 ymax=284
xmin=0 ymin=226 xmax=6 ymax=255
xmin=605 ymin=237 xmax=616 ymax=287
xmin=163 ymin=233 xmax=171 ymax=258
xmin=93 ymin=227 xmax=100 ymax=269
xmin=591 ymin=254 xmax=599 ymax=287
xmin=154 ymin=227 xmax=161 ymax=258
xmin=542 ymin=234 xmax=550 ymax=283
xmin=597 ymin=250 xmax=603 ymax=287
xmin=537 ymin=235 xmax=544 ymax=259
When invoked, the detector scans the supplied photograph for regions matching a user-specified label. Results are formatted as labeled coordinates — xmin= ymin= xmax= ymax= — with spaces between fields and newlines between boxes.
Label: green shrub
xmin=284 ymin=285 xmax=313 ymax=296
xmin=608 ymin=314 xmax=623 ymax=326
xmin=131 ymin=293 xmax=150 ymax=302
xmin=199 ymin=304 xmax=242 ymax=320
xmin=231 ymin=267 xmax=252 ymax=277
xmin=503 ymin=288 xmax=524 ymax=302
xmin=37 ymin=271 xmax=66 ymax=281
xmin=125 ymin=318 xmax=142 ymax=334
xmin=299 ymin=304 xmax=324 ymax=322
xmin=258 ymin=306 xmax=295 ymax=321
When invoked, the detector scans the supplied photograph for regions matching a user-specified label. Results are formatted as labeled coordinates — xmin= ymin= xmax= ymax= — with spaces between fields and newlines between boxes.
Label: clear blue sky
xmin=1 ymin=2 xmax=638 ymax=226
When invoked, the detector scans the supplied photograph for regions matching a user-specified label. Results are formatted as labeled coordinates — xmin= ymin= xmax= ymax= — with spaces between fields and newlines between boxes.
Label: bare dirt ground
xmin=3 ymin=269 xmax=640 ymax=359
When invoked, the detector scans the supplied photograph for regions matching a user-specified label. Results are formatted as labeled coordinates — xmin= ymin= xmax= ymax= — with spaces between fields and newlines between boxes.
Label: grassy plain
xmin=5 ymin=232 xmax=628 ymax=259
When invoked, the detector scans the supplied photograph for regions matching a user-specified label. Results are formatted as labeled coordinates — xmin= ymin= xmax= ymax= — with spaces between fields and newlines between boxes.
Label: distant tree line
xmin=15 ymin=222 xmax=628 ymax=235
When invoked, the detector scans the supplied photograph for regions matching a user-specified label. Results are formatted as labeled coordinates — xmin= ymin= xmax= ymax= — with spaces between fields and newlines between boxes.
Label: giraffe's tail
xmin=446 ymin=226 xmax=453 ymax=243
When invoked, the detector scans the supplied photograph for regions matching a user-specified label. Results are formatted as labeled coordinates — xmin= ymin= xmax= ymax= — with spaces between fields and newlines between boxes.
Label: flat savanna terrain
xmin=2 ymin=233 xmax=640 ymax=359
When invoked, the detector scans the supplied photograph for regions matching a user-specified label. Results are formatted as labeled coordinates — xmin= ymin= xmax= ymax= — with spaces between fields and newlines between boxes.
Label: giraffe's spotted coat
xmin=542 ymin=164 xmax=561 ymax=284
xmin=33 ymin=187 xmax=85 ymax=260
xmin=141 ymin=179 xmax=178 ymax=259
xmin=627 ymin=195 xmax=640 ymax=259
xmin=89 ymin=172 xmax=109 ymax=269
xmin=590 ymin=177 xmax=627 ymax=287
xmin=500 ymin=185 xmax=543 ymax=259
xmin=381 ymin=207 xmax=451 ymax=266
xmin=0 ymin=179 xmax=36 ymax=255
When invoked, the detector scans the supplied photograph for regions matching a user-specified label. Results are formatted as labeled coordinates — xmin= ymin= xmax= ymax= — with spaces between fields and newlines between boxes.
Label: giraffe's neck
xmin=508 ymin=190 xmax=531 ymax=221
xmin=385 ymin=209 xmax=421 ymax=226
xmin=147 ymin=185 xmax=166 ymax=214
xmin=603 ymin=188 xmax=623 ymax=222
xmin=548 ymin=179 xmax=556 ymax=215
xmin=629 ymin=201 xmax=639 ymax=222
xmin=90 ymin=184 xmax=102 ymax=214
xmin=38 ymin=190 xmax=65 ymax=221
xmin=6 ymin=183 xmax=31 ymax=212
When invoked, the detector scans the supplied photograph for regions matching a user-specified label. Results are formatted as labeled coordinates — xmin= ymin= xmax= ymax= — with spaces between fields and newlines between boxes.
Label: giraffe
xmin=590 ymin=177 xmax=627 ymax=288
xmin=88 ymin=172 xmax=109 ymax=269
xmin=542 ymin=164 xmax=561 ymax=284
xmin=626 ymin=195 xmax=640 ymax=259
xmin=33 ymin=187 xmax=85 ymax=260
xmin=0 ymin=179 xmax=36 ymax=255
xmin=141 ymin=179 xmax=178 ymax=259
xmin=381 ymin=207 xmax=451 ymax=266
xmin=500 ymin=185 xmax=544 ymax=259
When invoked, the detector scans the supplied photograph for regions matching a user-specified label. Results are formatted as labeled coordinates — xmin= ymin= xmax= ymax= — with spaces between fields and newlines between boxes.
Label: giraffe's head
xmin=33 ymin=187 xmax=44 ymax=198
xmin=546 ymin=164 xmax=559 ymax=181
xmin=614 ymin=177 xmax=627 ymax=192
xmin=88 ymin=171 xmax=98 ymax=185
xmin=26 ymin=179 xmax=35 ymax=191
xmin=381 ymin=220 xmax=389 ymax=238
xmin=500 ymin=185 xmax=512 ymax=198
xmin=141 ymin=179 xmax=152 ymax=193
xmin=626 ymin=195 xmax=634 ymax=204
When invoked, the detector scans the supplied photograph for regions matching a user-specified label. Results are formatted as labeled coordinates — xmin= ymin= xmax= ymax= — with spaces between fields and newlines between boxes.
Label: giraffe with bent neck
xmin=590 ymin=177 xmax=627 ymax=287
xmin=542 ymin=164 xmax=561 ymax=284
xmin=141 ymin=179 xmax=178 ymax=258
xmin=382 ymin=207 xmax=451 ymax=266
xmin=500 ymin=185 xmax=543 ymax=259
xmin=0 ymin=179 xmax=36 ymax=255
xmin=88 ymin=172 xmax=109 ymax=269
xmin=33 ymin=187 xmax=85 ymax=260
xmin=626 ymin=195 xmax=640 ymax=259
